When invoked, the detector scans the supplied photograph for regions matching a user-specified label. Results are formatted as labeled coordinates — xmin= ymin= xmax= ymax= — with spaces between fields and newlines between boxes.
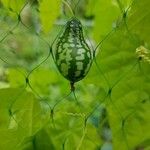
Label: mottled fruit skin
xmin=54 ymin=17 xmax=93 ymax=83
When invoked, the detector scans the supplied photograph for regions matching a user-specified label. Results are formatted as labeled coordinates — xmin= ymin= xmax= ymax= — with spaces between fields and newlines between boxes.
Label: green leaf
xmin=21 ymin=129 xmax=55 ymax=150
xmin=7 ymin=68 xmax=26 ymax=87
xmin=39 ymin=0 xmax=61 ymax=33
xmin=43 ymin=109 xmax=101 ymax=150
xmin=1 ymin=0 xmax=26 ymax=13
xmin=0 ymin=88 xmax=50 ymax=150
xmin=128 ymin=0 xmax=150 ymax=45
xmin=91 ymin=26 xmax=150 ymax=150
xmin=93 ymin=0 xmax=120 ymax=41
xmin=86 ymin=0 xmax=150 ymax=149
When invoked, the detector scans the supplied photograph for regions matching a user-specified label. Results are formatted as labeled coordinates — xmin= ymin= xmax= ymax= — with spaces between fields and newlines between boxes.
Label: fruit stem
xmin=70 ymin=82 xmax=75 ymax=91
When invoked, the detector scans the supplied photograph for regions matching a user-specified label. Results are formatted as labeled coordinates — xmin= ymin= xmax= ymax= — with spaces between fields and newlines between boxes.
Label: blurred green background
xmin=0 ymin=0 xmax=150 ymax=150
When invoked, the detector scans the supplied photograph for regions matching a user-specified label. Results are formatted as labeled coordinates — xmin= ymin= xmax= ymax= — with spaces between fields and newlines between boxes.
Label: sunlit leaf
xmin=39 ymin=0 xmax=61 ymax=33
xmin=0 ymin=88 xmax=50 ymax=150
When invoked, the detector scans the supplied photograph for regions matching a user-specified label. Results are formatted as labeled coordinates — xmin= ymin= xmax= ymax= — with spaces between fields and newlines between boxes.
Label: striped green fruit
xmin=54 ymin=17 xmax=93 ymax=83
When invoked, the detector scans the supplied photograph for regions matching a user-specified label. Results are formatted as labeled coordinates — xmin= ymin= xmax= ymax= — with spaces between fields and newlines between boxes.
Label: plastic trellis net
xmin=0 ymin=0 xmax=150 ymax=150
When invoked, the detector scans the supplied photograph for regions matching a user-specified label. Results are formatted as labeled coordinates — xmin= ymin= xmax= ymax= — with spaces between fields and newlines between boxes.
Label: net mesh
xmin=0 ymin=0 xmax=149 ymax=150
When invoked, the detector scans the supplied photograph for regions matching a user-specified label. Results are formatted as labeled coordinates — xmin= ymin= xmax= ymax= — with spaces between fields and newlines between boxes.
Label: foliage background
xmin=0 ymin=0 xmax=150 ymax=150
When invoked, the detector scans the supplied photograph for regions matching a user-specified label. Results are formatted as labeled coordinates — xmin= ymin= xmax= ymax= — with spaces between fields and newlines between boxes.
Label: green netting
xmin=0 ymin=0 xmax=150 ymax=150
